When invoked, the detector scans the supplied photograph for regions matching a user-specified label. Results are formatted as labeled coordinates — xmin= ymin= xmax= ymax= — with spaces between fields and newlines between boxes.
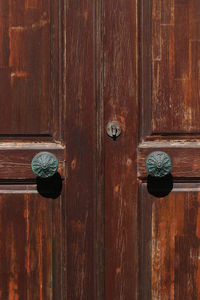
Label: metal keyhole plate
xmin=106 ymin=121 xmax=122 ymax=140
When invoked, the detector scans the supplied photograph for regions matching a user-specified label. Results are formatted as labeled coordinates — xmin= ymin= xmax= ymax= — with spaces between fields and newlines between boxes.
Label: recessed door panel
xmin=0 ymin=188 xmax=62 ymax=299
xmin=140 ymin=0 xmax=200 ymax=137
xmin=140 ymin=183 xmax=200 ymax=299
xmin=0 ymin=0 xmax=60 ymax=137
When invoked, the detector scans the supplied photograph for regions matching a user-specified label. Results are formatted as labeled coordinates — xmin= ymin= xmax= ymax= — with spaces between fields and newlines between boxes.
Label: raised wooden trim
xmin=138 ymin=142 xmax=200 ymax=178
xmin=104 ymin=0 xmax=138 ymax=299
xmin=65 ymin=1 xmax=96 ymax=299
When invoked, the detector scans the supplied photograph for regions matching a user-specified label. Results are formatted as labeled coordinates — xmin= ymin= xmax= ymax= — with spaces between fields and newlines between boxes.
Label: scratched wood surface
xmin=152 ymin=0 xmax=200 ymax=133
xmin=138 ymin=0 xmax=200 ymax=299
xmin=0 ymin=0 xmax=61 ymax=138
xmin=0 ymin=188 xmax=62 ymax=299
xmin=0 ymin=1 xmax=67 ymax=299
xmin=65 ymin=1 xmax=96 ymax=299
xmin=140 ymin=0 xmax=200 ymax=137
xmin=139 ymin=183 xmax=200 ymax=300
xmin=138 ymin=143 xmax=200 ymax=178
xmin=104 ymin=0 xmax=138 ymax=299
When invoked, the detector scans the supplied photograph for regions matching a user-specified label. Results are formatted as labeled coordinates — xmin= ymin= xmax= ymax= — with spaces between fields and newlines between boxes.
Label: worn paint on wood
xmin=65 ymin=1 xmax=96 ymax=299
xmin=140 ymin=0 xmax=200 ymax=137
xmin=0 ymin=189 xmax=62 ymax=299
xmin=0 ymin=0 xmax=66 ymax=299
xmin=139 ymin=0 xmax=200 ymax=299
xmin=140 ymin=184 xmax=200 ymax=299
xmin=0 ymin=0 xmax=62 ymax=139
xmin=104 ymin=0 xmax=138 ymax=299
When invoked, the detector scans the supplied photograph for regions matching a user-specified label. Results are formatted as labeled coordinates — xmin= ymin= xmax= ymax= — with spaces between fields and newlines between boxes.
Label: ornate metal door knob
xmin=32 ymin=152 xmax=58 ymax=178
xmin=145 ymin=151 xmax=172 ymax=177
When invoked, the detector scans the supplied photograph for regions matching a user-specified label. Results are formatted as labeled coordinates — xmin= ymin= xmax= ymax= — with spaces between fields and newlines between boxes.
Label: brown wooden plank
xmin=189 ymin=41 xmax=200 ymax=131
xmin=174 ymin=0 xmax=189 ymax=79
xmin=152 ymin=25 xmax=173 ymax=133
xmin=189 ymin=0 xmax=200 ymax=40
xmin=138 ymin=182 xmax=152 ymax=300
xmin=65 ymin=1 xmax=95 ymax=299
xmin=141 ymin=0 xmax=200 ymax=135
xmin=139 ymin=183 xmax=200 ymax=299
xmin=161 ymin=0 xmax=174 ymax=25
xmin=0 ymin=193 xmax=27 ymax=299
xmin=139 ymin=0 xmax=152 ymax=139
xmin=0 ymin=0 xmax=62 ymax=138
xmin=138 ymin=142 xmax=200 ymax=178
xmin=104 ymin=0 xmax=138 ymax=299
xmin=95 ymin=0 xmax=105 ymax=298
xmin=0 ymin=188 xmax=62 ymax=299
xmin=152 ymin=0 xmax=161 ymax=61
xmin=52 ymin=192 xmax=62 ymax=299
xmin=0 ymin=144 xmax=65 ymax=179
xmin=27 ymin=193 xmax=53 ymax=299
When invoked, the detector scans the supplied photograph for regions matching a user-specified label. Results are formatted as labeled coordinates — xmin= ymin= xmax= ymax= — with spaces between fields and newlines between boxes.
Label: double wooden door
xmin=1 ymin=0 xmax=200 ymax=299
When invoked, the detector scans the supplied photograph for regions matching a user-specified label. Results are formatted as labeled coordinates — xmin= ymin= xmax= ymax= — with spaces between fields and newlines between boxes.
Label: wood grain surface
xmin=139 ymin=183 xmax=200 ymax=299
xmin=0 ymin=0 xmax=61 ymax=138
xmin=138 ymin=1 xmax=200 ymax=299
xmin=140 ymin=0 xmax=200 ymax=138
xmin=65 ymin=1 xmax=96 ymax=299
xmin=0 ymin=1 xmax=66 ymax=299
xmin=104 ymin=0 xmax=138 ymax=299
xmin=2 ymin=0 xmax=200 ymax=299
xmin=138 ymin=143 xmax=200 ymax=178
xmin=0 ymin=188 xmax=62 ymax=299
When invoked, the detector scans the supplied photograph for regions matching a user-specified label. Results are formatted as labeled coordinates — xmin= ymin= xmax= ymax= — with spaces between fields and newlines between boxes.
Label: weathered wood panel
xmin=139 ymin=183 xmax=200 ymax=299
xmin=104 ymin=0 xmax=138 ymax=299
xmin=138 ymin=142 xmax=200 ymax=178
xmin=0 ymin=0 xmax=60 ymax=137
xmin=0 ymin=0 xmax=66 ymax=299
xmin=140 ymin=0 xmax=200 ymax=137
xmin=65 ymin=1 xmax=96 ymax=299
xmin=0 ymin=144 xmax=65 ymax=179
xmin=0 ymin=189 xmax=62 ymax=299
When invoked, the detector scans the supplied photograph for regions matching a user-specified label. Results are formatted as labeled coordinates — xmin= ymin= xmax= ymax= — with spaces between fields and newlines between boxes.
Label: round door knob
xmin=31 ymin=152 xmax=58 ymax=178
xmin=145 ymin=151 xmax=172 ymax=177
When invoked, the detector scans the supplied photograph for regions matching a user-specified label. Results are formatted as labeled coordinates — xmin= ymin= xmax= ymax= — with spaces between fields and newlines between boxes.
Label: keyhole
xmin=106 ymin=121 xmax=122 ymax=140
xmin=111 ymin=125 xmax=118 ymax=141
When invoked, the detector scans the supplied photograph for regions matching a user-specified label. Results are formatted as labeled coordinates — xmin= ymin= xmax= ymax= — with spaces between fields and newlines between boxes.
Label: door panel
xmin=138 ymin=0 xmax=200 ymax=299
xmin=0 ymin=0 xmax=60 ymax=137
xmin=104 ymin=1 xmax=138 ymax=299
xmin=0 ymin=1 xmax=66 ymax=299
xmin=138 ymin=144 xmax=200 ymax=178
xmin=140 ymin=184 xmax=200 ymax=299
xmin=0 ymin=188 xmax=62 ymax=299
xmin=0 ymin=144 xmax=65 ymax=179
xmin=140 ymin=0 xmax=200 ymax=137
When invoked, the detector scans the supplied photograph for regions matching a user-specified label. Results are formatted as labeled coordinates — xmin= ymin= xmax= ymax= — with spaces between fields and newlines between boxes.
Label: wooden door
xmin=0 ymin=1 xmax=96 ymax=299
xmin=137 ymin=0 xmax=200 ymax=299
xmin=0 ymin=1 xmax=66 ymax=299
xmin=2 ymin=1 xmax=200 ymax=300
xmin=100 ymin=0 xmax=200 ymax=300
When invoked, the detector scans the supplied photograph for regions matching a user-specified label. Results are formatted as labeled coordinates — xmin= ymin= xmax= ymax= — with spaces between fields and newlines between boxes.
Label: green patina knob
xmin=145 ymin=151 xmax=172 ymax=177
xmin=32 ymin=152 xmax=58 ymax=178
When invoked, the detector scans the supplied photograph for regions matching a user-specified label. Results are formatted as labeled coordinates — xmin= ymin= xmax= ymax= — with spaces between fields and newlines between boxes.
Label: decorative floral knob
xmin=31 ymin=152 xmax=58 ymax=178
xmin=145 ymin=151 xmax=172 ymax=177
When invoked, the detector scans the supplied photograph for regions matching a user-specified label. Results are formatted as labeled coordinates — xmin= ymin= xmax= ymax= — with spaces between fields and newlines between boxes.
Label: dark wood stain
xmin=0 ymin=1 xmax=66 ymax=299
xmin=104 ymin=0 xmax=138 ymax=299
xmin=0 ymin=190 xmax=62 ymax=299
xmin=2 ymin=0 xmax=200 ymax=299
xmin=65 ymin=1 xmax=95 ymax=299
xmin=138 ymin=0 xmax=200 ymax=299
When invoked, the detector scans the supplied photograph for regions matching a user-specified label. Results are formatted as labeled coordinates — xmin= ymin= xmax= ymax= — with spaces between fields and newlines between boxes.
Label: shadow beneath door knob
xmin=147 ymin=173 xmax=173 ymax=198
xmin=36 ymin=172 xmax=62 ymax=199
